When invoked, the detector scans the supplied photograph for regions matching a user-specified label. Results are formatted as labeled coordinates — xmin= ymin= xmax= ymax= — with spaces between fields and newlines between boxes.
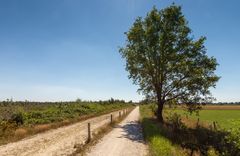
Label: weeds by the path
xmin=140 ymin=105 xmax=186 ymax=156
xmin=140 ymin=105 xmax=240 ymax=156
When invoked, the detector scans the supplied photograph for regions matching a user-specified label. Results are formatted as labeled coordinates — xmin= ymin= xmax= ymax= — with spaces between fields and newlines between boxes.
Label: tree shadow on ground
xmin=117 ymin=121 xmax=146 ymax=143
xmin=142 ymin=117 xmax=240 ymax=156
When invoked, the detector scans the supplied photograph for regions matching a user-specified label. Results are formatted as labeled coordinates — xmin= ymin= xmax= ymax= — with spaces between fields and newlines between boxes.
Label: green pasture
xmin=171 ymin=109 xmax=240 ymax=129
xmin=140 ymin=105 xmax=240 ymax=155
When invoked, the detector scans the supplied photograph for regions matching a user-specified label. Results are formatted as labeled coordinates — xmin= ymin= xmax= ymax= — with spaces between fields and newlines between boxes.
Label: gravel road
xmin=85 ymin=106 xmax=148 ymax=156
xmin=0 ymin=109 xmax=128 ymax=156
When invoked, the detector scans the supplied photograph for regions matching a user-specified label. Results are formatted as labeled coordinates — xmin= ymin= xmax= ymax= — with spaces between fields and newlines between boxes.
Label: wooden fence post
xmin=197 ymin=118 xmax=200 ymax=127
xmin=87 ymin=123 xmax=91 ymax=142
xmin=119 ymin=111 xmax=121 ymax=118
xmin=111 ymin=114 xmax=113 ymax=124
xmin=213 ymin=121 xmax=217 ymax=130
xmin=209 ymin=124 xmax=213 ymax=130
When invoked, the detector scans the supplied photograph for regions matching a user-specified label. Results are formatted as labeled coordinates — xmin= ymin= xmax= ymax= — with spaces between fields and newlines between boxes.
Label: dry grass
xmin=0 ymin=106 xmax=134 ymax=146
xmin=61 ymin=119 xmax=71 ymax=126
xmin=14 ymin=128 xmax=28 ymax=138
xmin=181 ymin=117 xmax=211 ymax=129
xmin=33 ymin=124 xmax=53 ymax=133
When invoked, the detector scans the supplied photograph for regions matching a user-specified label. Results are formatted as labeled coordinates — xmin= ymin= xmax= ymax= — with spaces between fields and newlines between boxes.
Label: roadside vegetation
xmin=140 ymin=104 xmax=240 ymax=156
xmin=140 ymin=105 xmax=187 ymax=156
xmin=0 ymin=99 xmax=133 ymax=145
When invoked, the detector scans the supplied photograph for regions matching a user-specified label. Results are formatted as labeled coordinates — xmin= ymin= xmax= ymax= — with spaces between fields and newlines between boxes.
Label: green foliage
xmin=0 ymin=101 xmax=132 ymax=144
xmin=166 ymin=113 xmax=186 ymax=131
xmin=10 ymin=111 xmax=24 ymax=125
xmin=141 ymin=105 xmax=240 ymax=156
xmin=120 ymin=4 xmax=219 ymax=120
xmin=150 ymin=136 xmax=172 ymax=156
xmin=225 ymin=120 xmax=240 ymax=151
xmin=170 ymin=108 xmax=240 ymax=155
xmin=207 ymin=147 xmax=219 ymax=156
xmin=140 ymin=105 xmax=186 ymax=156
xmin=0 ymin=101 xmax=130 ymax=126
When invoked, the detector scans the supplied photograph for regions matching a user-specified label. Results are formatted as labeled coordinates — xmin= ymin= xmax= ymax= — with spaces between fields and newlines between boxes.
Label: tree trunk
xmin=157 ymin=100 xmax=164 ymax=123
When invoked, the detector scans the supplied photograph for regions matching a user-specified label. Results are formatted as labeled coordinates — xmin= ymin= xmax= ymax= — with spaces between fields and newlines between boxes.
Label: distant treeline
xmin=0 ymin=98 xmax=133 ymax=106
xmin=138 ymin=98 xmax=240 ymax=105
xmin=210 ymin=102 xmax=240 ymax=105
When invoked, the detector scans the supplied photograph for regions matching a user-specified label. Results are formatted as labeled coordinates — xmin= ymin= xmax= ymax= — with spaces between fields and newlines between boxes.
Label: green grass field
xmin=171 ymin=109 xmax=240 ymax=129
xmin=140 ymin=104 xmax=240 ymax=156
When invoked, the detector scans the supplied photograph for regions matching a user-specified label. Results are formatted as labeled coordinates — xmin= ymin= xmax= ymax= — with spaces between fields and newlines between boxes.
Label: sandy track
xmin=0 ymin=109 xmax=128 ymax=156
xmin=85 ymin=106 xmax=148 ymax=156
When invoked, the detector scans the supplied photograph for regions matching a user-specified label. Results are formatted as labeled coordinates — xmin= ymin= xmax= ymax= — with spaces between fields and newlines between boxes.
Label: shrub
xmin=10 ymin=112 xmax=24 ymax=125
xmin=207 ymin=147 xmax=219 ymax=156
xmin=223 ymin=120 xmax=240 ymax=155
xmin=0 ymin=121 xmax=10 ymax=133
xmin=166 ymin=113 xmax=186 ymax=132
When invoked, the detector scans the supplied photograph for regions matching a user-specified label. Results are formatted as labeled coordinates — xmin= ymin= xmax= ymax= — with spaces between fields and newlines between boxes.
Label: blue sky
xmin=0 ymin=0 xmax=239 ymax=102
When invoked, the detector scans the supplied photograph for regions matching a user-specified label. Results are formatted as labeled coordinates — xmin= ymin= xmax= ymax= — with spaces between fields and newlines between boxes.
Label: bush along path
xmin=0 ymin=108 xmax=132 ymax=156
xmin=85 ymin=106 xmax=148 ymax=156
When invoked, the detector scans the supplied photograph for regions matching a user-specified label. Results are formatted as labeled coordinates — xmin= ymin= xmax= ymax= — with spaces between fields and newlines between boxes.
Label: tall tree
xmin=119 ymin=5 xmax=220 ymax=123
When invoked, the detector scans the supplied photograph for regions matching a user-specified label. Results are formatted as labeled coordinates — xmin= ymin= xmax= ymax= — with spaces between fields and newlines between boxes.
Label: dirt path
xmin=0 ymin=109 xmax=129 ymax=156
xmin=85 ymin=106 xmax=148 ymax=156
